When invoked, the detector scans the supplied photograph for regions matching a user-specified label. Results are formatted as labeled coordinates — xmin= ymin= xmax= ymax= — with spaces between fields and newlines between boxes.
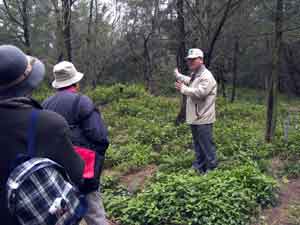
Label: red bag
xmin=73 ymin=146 xmax=96 ymax=179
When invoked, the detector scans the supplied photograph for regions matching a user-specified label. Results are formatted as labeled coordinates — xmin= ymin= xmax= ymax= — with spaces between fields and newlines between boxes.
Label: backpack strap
xmin=10 ymin=110 xmax=39 ymax=171
xmin=72 ymin=94 xmax=81 ymax=121
xmin=69 ymin=94 xmax=81 ymax=128
xmin=70 ymin=94 xmax=96 ymax=128
xmin=27 ymin=109 xmax=39 ymax=157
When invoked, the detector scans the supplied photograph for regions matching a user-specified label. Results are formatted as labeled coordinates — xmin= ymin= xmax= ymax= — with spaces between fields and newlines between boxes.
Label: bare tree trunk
xmin=143 ymin=0 xmax=160 ymax=94
xmin=143 ymin=35 xmax=154 ymax=94
xmin=195 ymin=0 xmax=200 ymax=19
xmin=62 ymin=0 xmax=73 ymax=61
xmin=51 ymin=0 xmax=66 ymax=62
xmin=217 ymin=65 xmax=227 ymax=98
xmin=175 ymin=0 xmax=188 ymax=125
xmin=221 ymin=72 xmax=226 ymax=98
xmin=94 ymin=0 xmax=99 ymax=23
xmin=231 ymin=37 xmax=239 ymax=102
xmin=265 ymin=0 xmax=283 ymax=143
xmin=152 ymin=0 xmax=160 ymax=31
xmin=87 ymin=0 xmax=94 ymax=48
xmin=22 ymin=0 xmax=31 ymax=54
xmin=193 ymin=0 xmax=201 ymax=46
xmin=3 ymin=0 xmax=32 ymax=54
xmin=85 ymin=0 xmax=94 ymax=84
xmin=264 ymin=38 xmax=271 ymax=91
xmin=206 ymin=0 xmax=233 ymax=67
xmin=93 ymin=0 xmax=100 ymax=86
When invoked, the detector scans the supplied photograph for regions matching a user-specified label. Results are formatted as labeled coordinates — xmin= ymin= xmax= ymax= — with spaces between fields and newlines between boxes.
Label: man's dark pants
xmin=191 ymin=124 xmax=217 ymax=172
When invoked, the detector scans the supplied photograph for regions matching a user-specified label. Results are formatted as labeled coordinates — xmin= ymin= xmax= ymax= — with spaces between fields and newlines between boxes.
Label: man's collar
xmin=58 ymin=86 xmax=77 ymax=93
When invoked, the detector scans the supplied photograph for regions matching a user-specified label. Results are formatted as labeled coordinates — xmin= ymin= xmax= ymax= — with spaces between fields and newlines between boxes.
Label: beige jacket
xmin=176 ymin=65 xmax=217 ymax=125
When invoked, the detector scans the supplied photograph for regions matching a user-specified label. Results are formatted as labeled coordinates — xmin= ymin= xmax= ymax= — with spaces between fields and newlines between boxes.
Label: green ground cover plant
xmin=35 ymin=84 xmax=300 ymax=225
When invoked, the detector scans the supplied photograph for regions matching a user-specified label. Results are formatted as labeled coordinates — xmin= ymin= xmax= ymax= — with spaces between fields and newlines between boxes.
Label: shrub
xmin=86 ymin=84 xmax=147 ymax=105
xmin=104 ymin=165 xmax=278 ymax=225
xmin=32 ymin=83 xmax=52 ymax=103
xmin=105 ymin=143 xmax=157 ymax=170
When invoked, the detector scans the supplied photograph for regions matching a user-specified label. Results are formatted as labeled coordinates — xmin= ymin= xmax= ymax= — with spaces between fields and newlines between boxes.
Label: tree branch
xmin=2 ymin=0 xmax=22 ymax=26
xmin=184 ymin=0 xmax=208 ymax=35
xmin=245 ymin=25 xmax=300 ymax=38
xmin=207 ymin=0 xmax=234 ymax=67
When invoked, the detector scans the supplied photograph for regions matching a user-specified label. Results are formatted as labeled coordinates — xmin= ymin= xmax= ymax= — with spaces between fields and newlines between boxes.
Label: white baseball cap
xmin=186 ymin=48 xmax=204 ymax=59
xmin=52 ymin=61 xmax=84 ymax=89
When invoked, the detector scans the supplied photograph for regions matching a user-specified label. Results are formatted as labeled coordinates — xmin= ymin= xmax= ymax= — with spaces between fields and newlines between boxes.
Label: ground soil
xmin=255 ymin=158 xmax=300 ymax=225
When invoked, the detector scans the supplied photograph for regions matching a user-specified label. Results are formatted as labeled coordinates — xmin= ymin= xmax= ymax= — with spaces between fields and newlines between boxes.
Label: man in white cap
xmin=42 ymin=61 xmax=109 ymax=225
xmin=174 ymin=48 xmax=218 ymax=173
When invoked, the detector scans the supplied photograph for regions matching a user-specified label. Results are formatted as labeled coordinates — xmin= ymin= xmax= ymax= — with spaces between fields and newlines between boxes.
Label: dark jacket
xmin=42 ymin=90 xmax=109 ymax=192
xmin=0 ymin=97 xmax=84 ymax=225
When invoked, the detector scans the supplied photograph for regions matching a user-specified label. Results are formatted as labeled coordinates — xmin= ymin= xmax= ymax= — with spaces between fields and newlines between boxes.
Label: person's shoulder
xmin=79 ymin=94 xmax=93 ymax=104
xmin=203 ymin=68 xmax=216 ymax=82
xmin=41 ymin=94 xmax=56 ymax=106
xmin=78 ymin=94 xmax=95 ymax=108
xmin=77 ymin=94 xmax=97 ymax=115
xmin=38 ymin=109 xmax=69 ymax=130
xmin=203 ymin=67 xmax=213 ymax=76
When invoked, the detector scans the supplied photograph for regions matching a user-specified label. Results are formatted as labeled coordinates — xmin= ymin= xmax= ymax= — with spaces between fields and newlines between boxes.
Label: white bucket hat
xmin=186 ymin=48 xmax=204 ymax=59
xmin=52 ymin=61 xmax=84 ymax=89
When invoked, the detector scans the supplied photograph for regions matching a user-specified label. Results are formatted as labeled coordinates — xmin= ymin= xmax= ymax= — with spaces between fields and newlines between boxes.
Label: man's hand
xmin=175 ymin=80 xmax=184 ymax=91
xmin=174 ymin=68 xmax=183 ymax=78
xmin=174 ymin=68 xmax=179 ymax=77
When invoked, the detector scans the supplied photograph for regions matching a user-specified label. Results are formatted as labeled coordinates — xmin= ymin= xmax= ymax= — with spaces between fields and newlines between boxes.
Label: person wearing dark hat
xmin=174 ymin=48 xmax=218 ymax=173
xmin=0 ymin=45 xmax=85 ymax=224
xmin=42 ymin=61 xmax=109 ymax=225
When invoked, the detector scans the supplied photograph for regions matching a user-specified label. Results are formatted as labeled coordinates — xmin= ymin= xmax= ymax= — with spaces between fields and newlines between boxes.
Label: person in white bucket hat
xmin=174 ymin=48 xmax=218 ymax=174
xmin=52 ymin=61 xmax=84 ymax=89
xmin=43 ymin=61 xmax=110 ymax=225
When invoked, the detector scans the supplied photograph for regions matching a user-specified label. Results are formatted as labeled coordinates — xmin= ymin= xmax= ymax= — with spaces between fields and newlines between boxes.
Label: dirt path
xmin=257 ymin=178 xmax=300 ymax=225
xmin=80 ymin=165 xmax=157 ymax=225
xmin=119 ymin=164 xmax=157 ymax=193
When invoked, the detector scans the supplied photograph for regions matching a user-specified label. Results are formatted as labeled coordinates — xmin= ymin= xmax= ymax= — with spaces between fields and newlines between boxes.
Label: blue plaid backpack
xmin=6 ymin=110 xmax=87 ymax=225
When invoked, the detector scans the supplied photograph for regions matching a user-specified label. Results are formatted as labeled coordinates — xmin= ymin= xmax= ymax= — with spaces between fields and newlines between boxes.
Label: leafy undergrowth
xmin=105 ymin=165 xmax=278 ymax=225
xmin=92 ymin=84 xmax=293 ymax=225
xmin=35 ymin=84 xmax=300 ymax=225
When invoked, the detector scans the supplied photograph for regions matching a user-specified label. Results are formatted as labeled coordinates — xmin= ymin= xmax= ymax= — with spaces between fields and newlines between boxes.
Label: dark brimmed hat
xmin=0 ymin=45 xmax=45 ymax=97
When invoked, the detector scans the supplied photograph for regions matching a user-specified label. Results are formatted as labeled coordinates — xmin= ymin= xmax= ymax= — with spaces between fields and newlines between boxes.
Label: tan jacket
xmin=177 ymin=65 xmax=217 ymax=125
